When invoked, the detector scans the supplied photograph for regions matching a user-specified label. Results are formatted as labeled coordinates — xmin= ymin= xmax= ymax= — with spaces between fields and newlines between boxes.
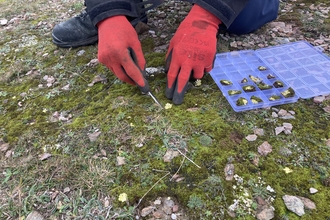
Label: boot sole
xmin=52 ymin=15 xmax=148 ymax=48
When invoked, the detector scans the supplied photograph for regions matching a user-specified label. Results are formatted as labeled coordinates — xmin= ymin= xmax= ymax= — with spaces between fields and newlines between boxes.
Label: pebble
xmin=297 ymin=196 xmax=316 ymax=210
xmin=254 ymin=128 xmax=265 ymax=136
xmin=256 ymin=207 xmax=275 ymax=220
xmin=171 ymin=213 xmax=177 ymax=220
xmin=0 ymin=19 xmax=8 ymax=26
xmin=258 ymin=141 xmax=273 ymax=156
xmin=313 ymin=95 xmax=325 ymax=103
xmin=309 ymin=188 xmax=318 ymax=194
xmin=282 ymin=195 xmax=305 ymax=216
xmin=77 ymin=50 xmax=85 ymax=56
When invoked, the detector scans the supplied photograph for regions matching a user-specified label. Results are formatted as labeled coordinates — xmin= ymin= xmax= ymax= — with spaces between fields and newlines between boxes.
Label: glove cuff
xmin=190 ymin=4 xmax=222 ymax=27
xmin=96 ymin=15 xmax=127 ymax=28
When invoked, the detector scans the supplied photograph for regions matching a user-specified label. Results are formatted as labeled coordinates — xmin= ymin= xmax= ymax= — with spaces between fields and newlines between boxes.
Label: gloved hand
xmin=97 ymin=15 xmax=149 ymax=93
xmin=165 ymin=4 xmax=221 ymax=104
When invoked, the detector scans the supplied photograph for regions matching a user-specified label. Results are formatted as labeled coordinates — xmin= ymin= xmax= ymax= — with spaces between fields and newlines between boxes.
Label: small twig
xmin=177 ymin=149 xmax=201 ymax=169
xmin=170 ymin=156 xmax=185 ymax=181
xmin=135 ymin=172 xmax=170 ymax=208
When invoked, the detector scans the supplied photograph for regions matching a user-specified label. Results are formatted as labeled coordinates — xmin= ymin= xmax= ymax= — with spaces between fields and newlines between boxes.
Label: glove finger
xmin=172 ymin=69 xmax=193 ymax=105
xmin=111 ymin=65 xmax=136 ymax=85
xmin=205 ymin=54 xmax=217 ymax=73
xmin=192 ymin=66 xmax=204 ymax=79
xmin=128 ymin=47 xmax=146 ymax=73
xmin=121 ymin=54 xmax=150 ymax=93
xmin=165 ymin=63 xmax=180 ymax=99
xmin=164 ymin=49 xmax=173 ymax=73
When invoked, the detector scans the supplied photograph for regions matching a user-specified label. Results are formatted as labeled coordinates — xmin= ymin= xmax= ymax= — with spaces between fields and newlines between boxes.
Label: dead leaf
xmin=5 ymin=150 xmax=13 ymax=158
xmin=88 ymin=131 xmax=101 ymax=142
xmin=88 ymin=74 xmax=107 ymax=87
xmin=86 ymin=58 xmax=99 ymax=67
xmin=117 ymin=156 xmax=126 ymax=166
xmin=39 ymin=153 xmax=51 ymax=161
xmin=245 ymin=134 xmax=257 ymax=141
xmin=163 ymin=149 xmax=179 ymax=162
xmin=141 ymin=206 xmax=156 ymax=217
xmin=224 ymin=163 xmax=235 ymax=181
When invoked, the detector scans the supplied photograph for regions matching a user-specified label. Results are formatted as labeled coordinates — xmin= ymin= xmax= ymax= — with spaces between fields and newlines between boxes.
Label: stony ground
xmin=1 ymin=0 xmax=330 ymax=219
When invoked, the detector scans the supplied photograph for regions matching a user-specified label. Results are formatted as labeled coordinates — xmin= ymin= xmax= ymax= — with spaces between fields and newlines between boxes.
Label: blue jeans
xmin=227 ymin=0 xmax=280 ymax=34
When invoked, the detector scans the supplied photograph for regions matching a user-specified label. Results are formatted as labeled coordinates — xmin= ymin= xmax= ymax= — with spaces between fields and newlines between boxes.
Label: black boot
xmin=52 ymin=10 xmax=147 ymax=48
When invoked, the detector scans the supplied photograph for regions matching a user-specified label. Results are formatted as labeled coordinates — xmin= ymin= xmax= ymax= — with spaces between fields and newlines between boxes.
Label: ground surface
xmin=1 ymin=0 xmax=330 ymax=219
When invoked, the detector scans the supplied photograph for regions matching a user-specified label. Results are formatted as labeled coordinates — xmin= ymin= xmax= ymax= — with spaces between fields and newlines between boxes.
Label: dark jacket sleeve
xmin=85 ymin=0 xmax=164 ymax=26
xmin=191 ymin=0 xmax=249 ymax=28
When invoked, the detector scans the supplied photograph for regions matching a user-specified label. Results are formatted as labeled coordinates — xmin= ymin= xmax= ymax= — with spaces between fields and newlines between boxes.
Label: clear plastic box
xmin=210 ymin=41 xmax=330 ymax=112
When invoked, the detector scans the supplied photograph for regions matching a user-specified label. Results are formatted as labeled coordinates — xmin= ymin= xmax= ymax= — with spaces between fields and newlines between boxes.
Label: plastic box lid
xmin=210 ymin=41 xmax=330 ymax=112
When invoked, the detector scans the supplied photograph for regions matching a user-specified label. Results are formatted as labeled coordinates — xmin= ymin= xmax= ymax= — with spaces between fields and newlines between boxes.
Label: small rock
xmin=275 ymin=126 xmax=285 ymax=135
xmin=271 ymin=112 xmax=278 ymax=118
xmin=288 ymin=110 xmax=295 ymax=115
xmin=0 ymin=19 xmax=8 ymax=26
xmin=313 ymin=95 xmax=325 ymax=103
xmin=135 ymin=21 xmax=149 ymax=34
xmin=154 ymin=199 xmax=162 ymax=205
xmin=283 ymin=122 xmax=293 ymax=129
xmin=63 ymin=187 xmax=70 ymax=193
xmin=297 ymin=196 xmax=316 ymax=210
xmin=172 ymin=205 xmax=179 ymax=213
xmin=258 ymin=141 xmax=273 ymax=156
xmin=256 ymin=207 xmax=275 ymax=220
xmin=282 ymin=195 xmax=305 ymax=216
xmin=309 ymin=188 xmax=318 ymax=194
xmin=153 ymin=211 xmax=164 ymax=219
xmin=141 ymin=206 xmax=155 ymax=217
xmin=26 ymin=211 xmax=44 ymax=220
xmin=254 ymin=128 xmax=265 ymax=136
xmin=77 ymin=50 xmax=85 ymax=56
xmin=278 ymin=109 xmax=288 ymax=116
xmin=245 ymin=134 xmax=258 ymax=141
xmin=171 ymin=213 xmax=177 ymax=220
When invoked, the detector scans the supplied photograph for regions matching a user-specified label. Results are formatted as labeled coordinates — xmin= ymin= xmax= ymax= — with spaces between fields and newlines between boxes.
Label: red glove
xmin=165 ymin=4 xmax=221 ymax=104
xmin=97 ymin=16 xmax=149 ymax=93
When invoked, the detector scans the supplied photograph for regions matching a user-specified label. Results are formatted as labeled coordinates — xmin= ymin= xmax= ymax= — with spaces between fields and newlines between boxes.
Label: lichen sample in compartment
xmin=250 ymin=95 xmax=263 ymax=104
xmin=273 ymin=80 xmax=284 ymax=88
xmin=220 ymin=79 xmax=233 ymax=85
xmin=257 ymin=82 xmax=273 ymax=90
xmin=267 ymin=74 xmax=276 ymax=79
xmin=269 ymin=95 xmax=281 ymax=101
xmin=236 ymin=97 xmax=248 ymax=106
xmin=281 ymin=87 xmax=295 ymax=98
xmin=249 ymin=75 xmax=262 ymax=83
xmin=241 ymin=78 xmax=248 ymax=83
xmin=258 ymin=66 xmax=267 ymax=71
xmin=243 ymin=85 xmax=256 ymax=92
xmin=228 ymin=90 xmax=242 ymax=96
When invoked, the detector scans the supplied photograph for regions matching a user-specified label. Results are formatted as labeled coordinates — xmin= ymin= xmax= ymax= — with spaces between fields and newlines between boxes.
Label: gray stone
xmin=282 ymin=195 xmax=305 ymax=216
